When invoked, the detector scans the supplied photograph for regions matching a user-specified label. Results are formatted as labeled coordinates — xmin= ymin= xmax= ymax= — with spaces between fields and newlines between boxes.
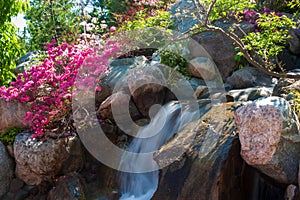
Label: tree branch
xmin=204 ymin=0 xmax=217 ymax=26
xmin=205 ymin=25 xmax=300 ymax=79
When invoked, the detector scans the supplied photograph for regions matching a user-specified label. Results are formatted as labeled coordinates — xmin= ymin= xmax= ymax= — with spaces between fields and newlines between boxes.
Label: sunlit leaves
xmin=25 ymin=0 xmax=81 ymax=51
xmin=203 ymin=0 xmax=256 ymax=21
xmin=242 ymin=12 xmax=296 ymax=62
xmin=0 ymin=0 xmax=28 ymax=86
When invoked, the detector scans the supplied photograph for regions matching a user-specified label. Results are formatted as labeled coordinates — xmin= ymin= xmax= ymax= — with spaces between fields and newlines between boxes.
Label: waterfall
xmin=119 ymin=101 xmax=200 ymax=200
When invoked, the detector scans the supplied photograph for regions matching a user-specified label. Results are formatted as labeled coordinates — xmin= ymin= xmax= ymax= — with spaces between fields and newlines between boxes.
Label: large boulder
xmin=189 ymin=22 xmax=255 ymax=81
xmin=0 ymin=141 xmax=14 ymax=198
xmin=235 ymin=97 xmax=300 ymax=184
xmin=14 ymin=131 xmax=84 ymax=185
xmin=153 ymin=103 xmax=247 ymax=200
xmin=0 ymin=99 xmax=29 ymax=132
xmin=190 ymin=31 xmax=236 ymax=81
xmin=278 ymin=49 xmax=300 ymax=71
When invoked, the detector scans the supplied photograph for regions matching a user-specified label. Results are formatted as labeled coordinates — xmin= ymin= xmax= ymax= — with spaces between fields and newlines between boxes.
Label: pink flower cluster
xmin=0 ymin=40 xmax=119 ymax=138
xmin=118 ymin=0 xmax=171 ymax=22
xmin=233 ymin=8 xmax=284 ymax=28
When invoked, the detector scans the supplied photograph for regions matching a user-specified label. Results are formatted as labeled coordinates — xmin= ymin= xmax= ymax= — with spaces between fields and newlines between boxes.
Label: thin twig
xmin=205 ymin=0 xmax=217 ymax=26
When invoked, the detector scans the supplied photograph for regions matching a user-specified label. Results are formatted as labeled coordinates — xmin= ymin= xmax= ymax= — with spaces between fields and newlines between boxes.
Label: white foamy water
xmin=119 ymin=101 xmax=200 ymax=200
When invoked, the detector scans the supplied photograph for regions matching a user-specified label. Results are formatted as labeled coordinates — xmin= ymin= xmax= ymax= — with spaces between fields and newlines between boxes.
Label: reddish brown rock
xmin=98 ymin=89 xmax=142 ymax=123
xmin=127 ymin=65 xmax=166 ymax=117
xmin=235 ymin=97 xmax=300 ymax=184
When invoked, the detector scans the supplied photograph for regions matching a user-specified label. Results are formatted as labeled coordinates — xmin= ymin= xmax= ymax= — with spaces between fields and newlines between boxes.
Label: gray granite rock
xmin=14 ymin=131 xmax=83 ymax=185
xmin=226 ymin=67 xmax=273 ymax=89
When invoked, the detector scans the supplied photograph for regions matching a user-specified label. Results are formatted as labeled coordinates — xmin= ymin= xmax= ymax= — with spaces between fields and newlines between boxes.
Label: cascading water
xmin=119 ymin=101 xmax=200 ymax=200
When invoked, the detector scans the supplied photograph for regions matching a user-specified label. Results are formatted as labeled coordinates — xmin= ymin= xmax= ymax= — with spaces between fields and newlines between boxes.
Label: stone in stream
xmin=284 ymin=185 xmax=299 ymax=200
xmin=235 ymin=97 xmax=300 ymax=184
xmin=127 ymin=64 xmax=166 ymax=118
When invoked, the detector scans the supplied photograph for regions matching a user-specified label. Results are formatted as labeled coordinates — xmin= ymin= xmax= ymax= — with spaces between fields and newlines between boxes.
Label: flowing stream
xmin=119 ymin=101 xmax=200 ymax=200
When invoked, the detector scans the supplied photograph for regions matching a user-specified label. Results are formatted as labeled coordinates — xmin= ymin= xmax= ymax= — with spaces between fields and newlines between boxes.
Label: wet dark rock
xmin=9 ymin=178 xmax=25 ymax=193
xmin=47 ymin=173 xmax=86 ymax=200
xmin=2 ymin=192 xmax=15 ymax=200
xmin=15 ymin=189 xmax=30 ymax=200
xmin=153 ymin=103 xmax=244 ymax=199
xmin=79 ymin=148 xmax=120 ymax=200
xmin=0 ymin=141 xmax=14 ymax=198
xmin=288 ymin=25 xmax=300 ymax=55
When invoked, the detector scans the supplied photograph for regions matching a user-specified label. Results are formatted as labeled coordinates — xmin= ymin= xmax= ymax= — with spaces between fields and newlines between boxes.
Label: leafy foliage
xmin=290 ymin=89 xmax=300 ymax=121
xmin=0 ymin=0 xmax=29 ymax=26
xmin=204 ymin=0 xmax=256 ymax=21
xmin=160 ymin=50 xmax=190 ymax=79
xmin=25 ymin=0 xmax=81 ymax=51
xmin=0 ymin=127 xmax=25 ymax=146
xmin=0 ymin=0 xmax=28 ymax=86
xmin=241 ymin=10 xmax=295 ymax=69
xmin=0 ymin=22 xmax=26 ymax=85
xmin=120 ymin=10 xmax=174 ymax=30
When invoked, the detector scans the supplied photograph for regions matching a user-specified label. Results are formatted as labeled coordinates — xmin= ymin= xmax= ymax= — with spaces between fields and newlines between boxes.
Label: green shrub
xmin=0 ymin=127 xmax=25 ymax=146
xmin=160 ymin=50 xmax=190 ymax=79
xmin=120 ymin=10 xmax=174 ymax=30
xmin=242 ymin=12 xmax=296 ymax=70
